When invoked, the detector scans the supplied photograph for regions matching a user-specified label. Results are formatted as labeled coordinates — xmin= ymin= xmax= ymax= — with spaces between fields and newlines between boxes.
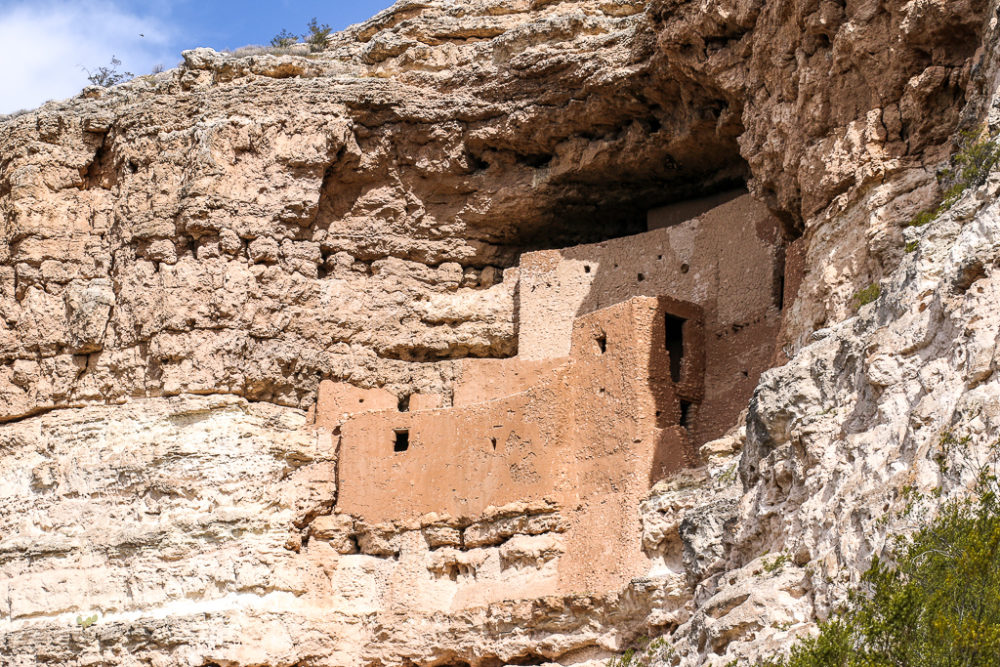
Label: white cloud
xmin=0 ymin=1 xmax=176 ymax=114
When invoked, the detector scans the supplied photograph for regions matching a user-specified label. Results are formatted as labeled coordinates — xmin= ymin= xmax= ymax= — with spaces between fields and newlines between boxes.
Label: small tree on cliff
xmin=270 ymin=29 xmax=298 ymax=47
xmin=303 ymin=17 xmax=332 ymax=51
xmin=83 ymin=56 xmax=133 ymax=87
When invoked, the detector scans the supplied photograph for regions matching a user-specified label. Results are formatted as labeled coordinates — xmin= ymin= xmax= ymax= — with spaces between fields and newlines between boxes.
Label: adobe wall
xmin=314 ymin=382 xmax=398 ymax=429
xmin=452 ymin=357 xmax=566 ymax=407
xmin=646 ymin=188 xmax=747 ymax=231
xmin=517 ymin=194 xmax=785 ymax=444
xmin=323 ymin=297 xmax=701 ymax=601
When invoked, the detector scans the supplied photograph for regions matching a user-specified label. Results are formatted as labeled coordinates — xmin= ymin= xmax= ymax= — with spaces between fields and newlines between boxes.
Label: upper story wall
xmin=517 ymin=194 xmax=785 ymax=443
xmin=646 ymin=188 xmax=747 ymax=231
xmin=517 ymin=194 xmax=781 ymax=360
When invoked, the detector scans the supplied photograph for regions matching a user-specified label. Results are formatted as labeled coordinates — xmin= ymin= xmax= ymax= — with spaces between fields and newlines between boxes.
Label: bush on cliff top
xmin=762 ymin=457 xmax=1000 ymax=667
xmin=83 ymin=55 xmax=133 ymax=87
xmin=269 ymin=18 xmax=331 ymax=53
xmin=270 ymin=29 xmax=298 ymax=48
xmin=304 ymin=18 xmax=332 ymax=52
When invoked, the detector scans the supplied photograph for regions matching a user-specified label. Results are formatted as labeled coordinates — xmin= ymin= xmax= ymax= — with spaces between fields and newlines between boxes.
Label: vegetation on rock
xmin=83 ymin=56 xmax=133 ymax=87
xmin=762 ymin=447 xmax=1000 ymax=667
xmin=268 ymin=18 xmax=330 ymax=52
xmin=852 ymin=284 xmax=881 ymax=308
xmin=304 ymin=18 xmax=332 ymax=51
xmin=270 ymin=28 xmax=298 ymax=47
xmin=909 ymin=129 xmax=1000 ymax=227
xmin=607 ymin=636 xmax=675 ymax=667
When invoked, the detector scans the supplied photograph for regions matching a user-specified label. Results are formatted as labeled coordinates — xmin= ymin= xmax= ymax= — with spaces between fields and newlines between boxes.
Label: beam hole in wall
xmin=637 ymin=272 xmax=645 ymax=282
xmin=584 ymin=264 xmax=591 ymax=273
xmin=664 ymin=314 xmax=686 ymax=383
xmin=680 ymin=263 xmax=689 ymax=274
xmin=595 ymin=332 xmax=607 ymax=354
xmin=394 ymin=429 xmax=410 ymax=452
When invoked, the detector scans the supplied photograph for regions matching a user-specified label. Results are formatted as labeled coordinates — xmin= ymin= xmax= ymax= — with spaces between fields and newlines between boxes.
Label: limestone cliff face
xmin=2 ymin=0 xmax=999 ymax=665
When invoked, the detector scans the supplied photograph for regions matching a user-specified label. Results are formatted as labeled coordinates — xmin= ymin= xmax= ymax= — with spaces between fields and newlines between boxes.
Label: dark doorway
xmin=664 ymin=314 xmax=686 ymax=383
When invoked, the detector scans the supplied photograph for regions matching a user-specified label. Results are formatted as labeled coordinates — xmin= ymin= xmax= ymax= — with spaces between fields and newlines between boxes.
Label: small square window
xmin=394 ymin=429 xmax=410 ymax=452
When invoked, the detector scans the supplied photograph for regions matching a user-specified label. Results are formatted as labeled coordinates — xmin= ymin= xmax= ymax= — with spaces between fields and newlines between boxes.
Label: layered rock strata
xmin=2 ymin=0 xmax=999 ymax=665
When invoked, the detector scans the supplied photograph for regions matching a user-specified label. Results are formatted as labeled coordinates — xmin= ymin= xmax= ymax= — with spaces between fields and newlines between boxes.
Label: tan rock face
xmin=0 ymin=0 xmax=756 ymax=423
xmin=2 ymin=0 xmax=999 ymax=665
xmin=653 ymin=0 xmax=987 ymax=224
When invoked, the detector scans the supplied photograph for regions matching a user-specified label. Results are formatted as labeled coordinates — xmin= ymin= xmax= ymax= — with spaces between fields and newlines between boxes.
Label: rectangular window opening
xmin=394 ymin=429 xmax=410 ymax=452
xmin=665 ymin=314 xmax=686 ymax=383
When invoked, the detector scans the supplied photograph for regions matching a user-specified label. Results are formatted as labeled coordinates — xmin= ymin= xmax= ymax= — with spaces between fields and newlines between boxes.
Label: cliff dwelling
xmin=315 ymin=193 xmax=794 ymax=602
xmin=4 ymin=0 xmax=996 ymax=663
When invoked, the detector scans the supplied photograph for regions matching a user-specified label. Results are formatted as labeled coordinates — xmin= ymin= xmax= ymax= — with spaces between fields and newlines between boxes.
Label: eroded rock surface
xmin=2 ymin=0 xmax=1000 ymax=665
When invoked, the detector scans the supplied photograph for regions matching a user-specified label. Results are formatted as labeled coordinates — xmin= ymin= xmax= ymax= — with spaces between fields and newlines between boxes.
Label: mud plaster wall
xmin=452 ymin=357 xmax=565 ymax=407
xmin=646 ymin=188 xmax=747 ymax=231
xmin=517 ymin=194 xmax=785 ymax=444
xmin=324 ymin=297 xmax=700 ymax=600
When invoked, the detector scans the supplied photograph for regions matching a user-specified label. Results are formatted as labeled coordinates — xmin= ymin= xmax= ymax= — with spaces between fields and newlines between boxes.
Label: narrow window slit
xmin=398 ymin=394 xmax=410 ymax=412
xmin=664 ymin=314 xmax=686 ymax=383
xmin=679 ymin=401 xmax=693 ymax=429
xmin=595 ymin=332 xmax=607 ymax=354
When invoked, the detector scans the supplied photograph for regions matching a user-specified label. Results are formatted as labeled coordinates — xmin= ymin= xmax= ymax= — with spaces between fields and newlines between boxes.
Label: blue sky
xmin=0 ymin=0 xmax=396 ymax=113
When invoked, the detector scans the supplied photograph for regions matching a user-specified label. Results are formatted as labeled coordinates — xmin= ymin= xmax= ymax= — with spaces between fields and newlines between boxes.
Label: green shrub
xmin=908 ymin=208 xmax=939 ymax=228
xmin=908 ymin=128 xmax=1000 ymax=227
xmin=904 ymin=240 xmax=919 ymax=253
xmin=303 ymin=18 xmax=332 ymax=52
xmin=76 ymin=613 xmax=98 ymax=629
xmin=270 ymin=29 xmax=298 ymax=47
xmin=762 ymin=553 xmax=789 ymax=574
xmin=608 ymin=636 xmax=674 ymax=667
xmin=760 ymin=454 xmax=1000 ymax=667
xmin=84 ymin=56 xmax=133 ymax=87
xmin=944 ymin=128 xmax=1000 ymax=189
xmin=852 ymin=284 xmax=880 ymax=308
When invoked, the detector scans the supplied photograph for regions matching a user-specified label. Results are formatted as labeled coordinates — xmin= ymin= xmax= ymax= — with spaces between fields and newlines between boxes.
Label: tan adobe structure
xmin=313 ymin=193 xmax=788 ymax=604
xmin=323 ymin=296 xmax=703 ymax=598
xmin=517 ymin=193 xmax=785 ymax=444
